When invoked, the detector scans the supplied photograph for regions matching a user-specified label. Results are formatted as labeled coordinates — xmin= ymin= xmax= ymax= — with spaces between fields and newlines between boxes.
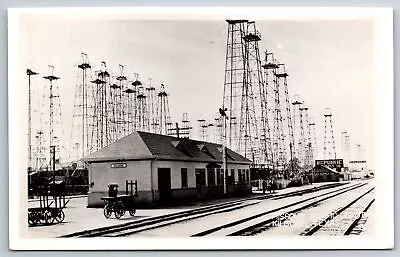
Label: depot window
xmin=216 ymin=168 xmax=221 ymax=185
xmin=207 ymin=168 xmax=215 ymax=186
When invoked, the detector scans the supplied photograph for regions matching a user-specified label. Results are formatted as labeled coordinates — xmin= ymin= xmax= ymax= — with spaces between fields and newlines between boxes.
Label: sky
xmin=18 ymin=14 xmax=377 ymax=169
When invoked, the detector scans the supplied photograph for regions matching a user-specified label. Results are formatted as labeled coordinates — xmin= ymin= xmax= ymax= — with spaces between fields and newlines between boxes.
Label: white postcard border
xmin=8 ymin=6 xmax=394 ymax=250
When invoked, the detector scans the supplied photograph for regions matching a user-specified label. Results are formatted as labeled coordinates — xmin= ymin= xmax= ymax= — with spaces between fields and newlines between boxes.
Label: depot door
xmin=195 ymin=169 xmax=206 ymax=197
xmin=158 ymin=168 xmax=171 ymax=203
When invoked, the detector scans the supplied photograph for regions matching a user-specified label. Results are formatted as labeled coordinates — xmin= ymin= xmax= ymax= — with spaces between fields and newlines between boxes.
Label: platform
xmin=24 ymin=181 xmax=352 ymax=238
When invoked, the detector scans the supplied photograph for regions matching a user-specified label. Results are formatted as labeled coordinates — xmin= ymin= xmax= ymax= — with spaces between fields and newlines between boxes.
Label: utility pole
xmin=166 ymin=122 xmax=181 ymax=138
xmin=167 ymin=113 xmax=192 ymax=138
xmin=219 ymin=107 xmax=228 ymax=195
xmin=175 ymin=122 xmax=180 ymax=138
xmin=27 ymin=68 xmax=38 ymax=173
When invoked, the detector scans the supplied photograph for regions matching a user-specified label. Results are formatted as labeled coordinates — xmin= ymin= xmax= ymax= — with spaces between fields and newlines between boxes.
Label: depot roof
xmin=81 ymin=131 xmax=251 ymax=165
xmin=314 ymin=165 xmax=341 ymax=174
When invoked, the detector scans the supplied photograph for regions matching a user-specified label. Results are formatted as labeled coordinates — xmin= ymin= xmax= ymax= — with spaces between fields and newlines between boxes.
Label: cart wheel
xmin=103 ymin=206 xmax=112 ymax=219
xmin=31 ymin=212 xmax=39 ymax=225
xmin=129 ymin=209 xmax=136 ymax=216
xmin=119 ymin=209 xmax=126 ymax=217
xmin=38 ymin=212 xmax=46 ymax=224
xmin=43 ymin=211 xmax=52 ymax=225
xmin=28 ymin=213 xmax=34 ymax=226
xmin=55 ymin=210 xmax=65 ymax=223
xmin=114 ymin=208 xmax=123 ymax=219
xmin=48 ymin=211 xmax=56 ymax=224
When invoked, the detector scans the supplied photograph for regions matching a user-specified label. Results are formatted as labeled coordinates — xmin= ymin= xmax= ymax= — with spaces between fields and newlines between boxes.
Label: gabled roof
xmin=81 ymin=132 xmax=153 ymax=162
xmin=82 ymin=131 xmax=251 ymax=164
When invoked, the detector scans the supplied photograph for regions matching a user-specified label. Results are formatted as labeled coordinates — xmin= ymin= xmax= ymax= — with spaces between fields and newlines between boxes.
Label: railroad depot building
xmin=83 ymin=131 xmax=252 ymax=207
xmin=309 ymin=165 xmax=351 ymax=182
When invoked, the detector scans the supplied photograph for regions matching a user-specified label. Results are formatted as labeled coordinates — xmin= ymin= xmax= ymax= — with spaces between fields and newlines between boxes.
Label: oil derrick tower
xmin=341 ymin=131 xmax=351 ymax=166
xmin=213 ymin=112 xmax=224 ymax=144
xmin=123 ymin=81 xmax=135 ymax=135
xmin=137 ymin=84 xmax=148 ymax=132
xmin=323 ymin=108 xmax=337 ymax=160
xmin=109 ymin=78 xmax=120 ymax=142
xmin=197 ymin=117 xmax=209 ymax=142
xmin=341 ymin=131 xmax=346 ymax=160
xmin=308 ymin=117 xmax=318 ymax=160
xmin=180 ymin=113 xmax=192 ymax=138
xmin=223 ymin=19 xmax=269 ymax=163
xmin=291 ymin=94 xmax=303 ymax=161
xmin=300 ymin=105 xmax=313 ymax=169
xmin=157 ymin=84 xmax=172 ymax=135
xmin=43 ymin=65 xmax=62 ymax=172
xmin=27 ymin=67 xmax=39 ymax=173
xmin=34 ymin=130 xmax=46 ymax=172
xmin=131 ymin=73 xmax=142 ymax=132
xmin=32 ymin=71 xmax=48 ymax=172
xmin=304 ymin=109 xmax=314 ymax=168
xmin=345 ymin=133 xmax=351 ymax=164
xmin=242 ymin=21 xmax=267 ymax=164
xmin=146 ymin=78 xmax=157 ymax=133
xmin=115 ymin=64 xmax=127 ymax=138
xmin=91 ymin=61 xmax=110 ymax=151
xmin=223 ymin=20 xmax=247 ymax=152
xmin=70 ymin=53 xmax=93 ymax=163
xmin=275 ymin=63 xmax=295 ymax=175
xmin=298 ymin=105 xmax=307 ymax=166
xmin=263 ymin=51 xmax=285 ymax=171
xmin=356 ymin=143 xmax=364 ymax=161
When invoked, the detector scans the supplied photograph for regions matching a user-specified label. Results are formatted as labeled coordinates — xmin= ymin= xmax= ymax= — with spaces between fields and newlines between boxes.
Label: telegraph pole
xmin=167 ymin=113 xmax=192 ymax=138
xmin=27 ymin=68 xmax=38 ymax=173
xmin=220 ymin=107 xmax=228 ymax=195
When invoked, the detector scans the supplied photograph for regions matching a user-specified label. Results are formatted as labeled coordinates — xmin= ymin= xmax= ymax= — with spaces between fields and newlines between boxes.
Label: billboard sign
xmin=315 ymin=159 xmax=344 ymax=169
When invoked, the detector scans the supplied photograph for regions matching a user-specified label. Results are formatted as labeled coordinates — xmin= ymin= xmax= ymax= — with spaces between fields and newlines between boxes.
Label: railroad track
xmin=345 ymin=198 xmax=374 ymax=236
xmin=61 ymin=182 xmax=349 ymax=238
xmin=191 ymin=182 xmax=369 ymax=237
xmin=301 ymin=188 xmax=374 ymax=236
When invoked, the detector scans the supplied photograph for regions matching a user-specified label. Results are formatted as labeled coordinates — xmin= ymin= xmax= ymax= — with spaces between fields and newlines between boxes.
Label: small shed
xmin=82 ymin=131 xmax=252 ymax=207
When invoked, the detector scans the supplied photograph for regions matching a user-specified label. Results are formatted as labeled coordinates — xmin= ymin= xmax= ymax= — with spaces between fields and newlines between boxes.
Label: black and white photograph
xmin=8 ymin=7 xmax=393 ymax=250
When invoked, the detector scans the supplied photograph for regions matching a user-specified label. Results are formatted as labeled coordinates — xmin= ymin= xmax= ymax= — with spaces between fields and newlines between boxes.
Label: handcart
xmin=101 ymin=180 xmax=138 ymax=219
xmin=28 ymin=181 xmax=70 ymax=226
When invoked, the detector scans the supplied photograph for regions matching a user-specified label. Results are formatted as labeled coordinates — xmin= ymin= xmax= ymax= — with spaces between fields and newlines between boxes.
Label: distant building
xmin=307 ymin=165 xmax=351 ymax=183
xmin=82 ymin=131 xmax=252 ymax=207
xmin=349 ymin=160 xmax=368 ymax=179
xmin=315 ymin=159 xmax=344 ymax=172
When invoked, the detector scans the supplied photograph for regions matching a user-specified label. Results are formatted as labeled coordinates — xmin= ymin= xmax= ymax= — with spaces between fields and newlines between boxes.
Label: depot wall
xmin=151 ymin=160 xmax=250 ymax=190
xmin=87 ymin=160 xmax=152 ymax=207
xmin=87 ymin=159 xmax=251 ymax=207
xmin=151 ymin=160 xmax=251 ymax=202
